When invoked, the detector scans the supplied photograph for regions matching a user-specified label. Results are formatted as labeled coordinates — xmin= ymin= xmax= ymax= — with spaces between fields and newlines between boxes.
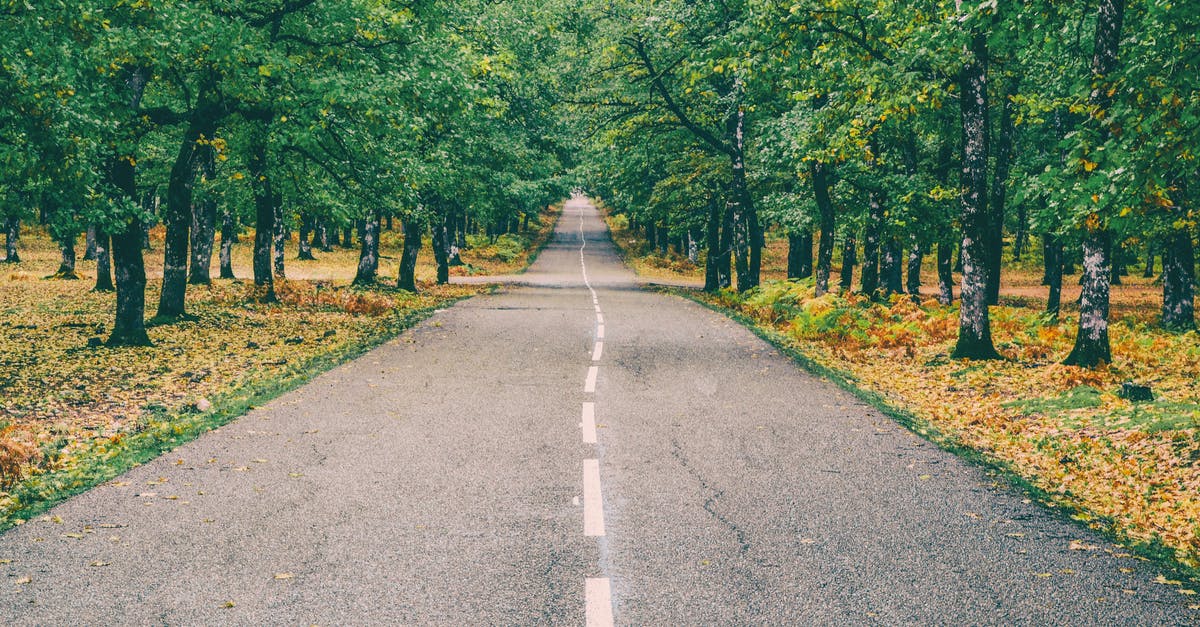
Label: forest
xmin=0 ymin=0 xmax=1198 ymax=578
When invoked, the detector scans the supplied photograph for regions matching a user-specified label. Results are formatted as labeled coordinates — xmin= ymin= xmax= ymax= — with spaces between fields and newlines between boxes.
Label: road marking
xmin=583 ymin=459 xmax=606 ymax=536
xmin=597 ymin=324 xmax=605 ymax=339
xmin=597 ymin=313 xmax=605 ymax=325
xmin=586 ymin=577 xmax=614 ymax=627
xmin=585 ymin=366 xmax=598 ymax=393
xmin=581 ymin=402 xmax=597 ymax=444
xmin=592 ymin=341 xmax=604 ymax=362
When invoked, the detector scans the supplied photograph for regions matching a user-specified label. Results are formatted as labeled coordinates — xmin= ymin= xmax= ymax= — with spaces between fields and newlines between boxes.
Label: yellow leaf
xmin=1082 ymin=159 xmax=1098 ymax=172
xmin=274 ymin=572 xmax=294 ymax=580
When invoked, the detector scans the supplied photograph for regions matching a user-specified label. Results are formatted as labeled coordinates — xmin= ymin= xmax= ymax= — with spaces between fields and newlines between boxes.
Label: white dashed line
xmin=592 ymin=341 xmax=604 ymax=362
xmin=597 ymin=324 xmax=605 ymax=340
xmin=583 ymin=459 xmax=606 ymax=536
xmin=585 ymin=366 xmax=598 ymax=393
xmin=596 ymin=313 xmax=604 ymax=325
xmin=586 ymin=577 xmax=614 ymax=627
xmin=581 ymin=402 xmax=597 ymax=444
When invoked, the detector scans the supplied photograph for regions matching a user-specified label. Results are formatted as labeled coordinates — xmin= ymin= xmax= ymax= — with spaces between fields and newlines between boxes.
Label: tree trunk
xmin=398 ymin=216 xmax=422 ymax=292
xmin=1045 ymin=235 xmax=1063 ymax=318
xmin=787 ymin=231 xmax=813 ymax=280
xmin=861 ymin=193 xmax=882 ymax=296
xmin=54 ymin=234 xmax=79 ymax=279
xmin=1142 ymin=244 xmax=1155 ymax=278
xmin=1013 ymin=201 xmax=1028 ymax=261
xmin=704 ymin=196 xmax=722 ymax=291
xmin=1065 ymin=232 xmax=1113 ymax=365
xmin=273 ymin=205 xmax=287 ymax=278
xmin=188 ymin=135 xmax=218 ymax=286
xmin=385 ymin=213 xmax=394 ymax=231
xmin=840 ymin=234 xmax=856 ymax=292
xmin=1064 ymin=0 xmax=1125 ymax=367
xmin=730 ymin=106 xmax=760 ymax=292
xmin=353 ymin=208 xmax=381 ymax=286
xmin=716 ymin=200 xmax=734 ymax=289
xmin=882 ymin=237 xmax=903 ymax=296
xmin=94 ymin=228 xmax=114 ymax=292
xmin=85 ymin=225 xmax=98 ymax=260
xmin=432 ymin=214 xmax=450 ymax=285
xmin=318 ymin=220 xmax=332 ymax=252
xmin=3 ymin=217 xmax=20 ymax=263
xmin=1161 ymin=228 xmax=1195 ymax=330
xmin=298 ymin=214 xmax=316 ymax=260
xmin=158 ymin=117 xmax=210 ymax=318
xmin=952 ymin=25 xmax=1001 ymax=360
xmin=218 ymin=210 xmax=236 ymax=280
xmin=658 ymin=222 xmax=670 ymax=255
xmin=107 ymin=158 xmax=151 ymax=346
xmin=812 ymin=160 xmax=836 ymax=296
xmin=342 ymin=226 xmax=354 ymax=248
xmin=906 ymin=240 xmax=923 ymax=297
xmin=986 ymin=79 xmax=1017 ymax=305
xmin=937 ymin=240 xmax=954 ymax=305
xmin=248 ymin=129 xmax=277 ymax=302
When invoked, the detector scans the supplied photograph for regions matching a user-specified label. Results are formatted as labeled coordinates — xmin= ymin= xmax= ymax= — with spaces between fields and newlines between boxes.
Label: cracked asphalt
xmin=1 ymin=199 xmax=1195 ymax=625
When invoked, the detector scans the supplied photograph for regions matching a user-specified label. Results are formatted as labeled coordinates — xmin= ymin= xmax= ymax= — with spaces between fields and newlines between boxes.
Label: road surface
xmin=1 ymin=198 xmax=1193 ymax=625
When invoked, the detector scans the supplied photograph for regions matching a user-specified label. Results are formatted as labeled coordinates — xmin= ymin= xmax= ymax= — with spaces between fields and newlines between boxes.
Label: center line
xmin=581 ymin=402 xmax=597 ymax=444
xmin=597 ymin=324 xmax=605 ymax=340
xmin=585 ymin=366 xmax=598 ymax=393
xmin=586 ymin=577 xmax=614 ymax=627
xmin=592 ymin=341 xmax=604 ymax=362
xmin=583 ymin=459 xmax=606 ymax=536
xmin=596 ymin=313 xmax=605 ymax=325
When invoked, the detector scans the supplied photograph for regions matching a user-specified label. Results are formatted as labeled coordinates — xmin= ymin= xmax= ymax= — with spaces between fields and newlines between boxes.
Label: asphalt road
xmin=1 ymin=198 xmax=1194 ymax=625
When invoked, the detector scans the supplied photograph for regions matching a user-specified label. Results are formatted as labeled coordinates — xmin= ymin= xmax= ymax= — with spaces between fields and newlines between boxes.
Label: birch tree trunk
xmin=3 ymin=217 xmax=20 ymax=263
xmin=1064 ymin=0 xmax=1125 ymax=366
xmin=951 ymin=23 xmax=1001 ymax=360
xmin=352 ymin=208 xmax=381 ymax=286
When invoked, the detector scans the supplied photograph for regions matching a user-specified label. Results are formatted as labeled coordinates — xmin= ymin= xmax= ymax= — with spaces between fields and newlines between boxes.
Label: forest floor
xmin=604 ymin=211 xmax=1200 ymax=583
xmin=0 ymin=206 xmax=560 ymax=526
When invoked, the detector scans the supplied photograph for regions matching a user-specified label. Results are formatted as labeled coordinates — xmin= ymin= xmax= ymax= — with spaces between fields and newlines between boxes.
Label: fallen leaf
xmin=15 ymin=576 xmax=31 ymax=584
xmin=274 ymin=572 xmax=294 ymax=580
xmin=1155 ymin=574 xmax=1183 ymax=586
xmin=1119 ymin=567 xmax=1134 ymax=574
xmin=1007 ymin=533 xmax=1025 ymax=538
xmin=222 ymin=601 xmax=235 ymax=608
xmin=89 ymin=561 xmax=110 ymax=567
xmin=63 ymin=533 xmax=82 ymax=539
xmin=1180 ymin=589 xmax=1197 ymax=596
xmin=1069 ymin=540 xmax=1098 ymax=551
xmin=1034 ymin=573 xmax=1052 ymax=578
xmin=918 ymin=474 xmax=932 ymax=481
xmin=799 ymin=538 xmax=816 ymax=545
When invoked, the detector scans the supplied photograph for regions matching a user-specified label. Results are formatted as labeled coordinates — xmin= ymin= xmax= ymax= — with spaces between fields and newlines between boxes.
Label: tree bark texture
xmin=272 ymin=205 xmax=286 ymax=278
xmin=85 ymin=225 xmax=98 ymax=260
xmin=952 ymin=27 xmax=1001 ymax=360
xmin=937 ymin=240 xmax=954 ymax=305
xmin=787 ymin=231 xmax=813 ymax=280
xmin=906 ymin=240 xmax=923 ymax=297
xmin=188 ymin=134 xmax=218 ymax=286
xmin=298 ymin=213 xmax=316 ymax=260
xmin=1065 ymin=0 xmax=1125 ymax=367
xmin=840 ymin=234 xmax=856 ymax=292
xmin=219 ymin=210 xmax=236 ymax=279
xmin=1044 ymin=235 xmax=1064 ymax=318
xmin=398 ymin=216 xmax=422 ymax=292
xmin=861 ymin=193 xmax=883 ymax=296
xmin=986 ymin=80 xmax=1017 ymax=306
xmin=158 ymin=111 xmax=216 ymax=318
xmin=3 ymin=217 xmax=19 ymax=263
xmin=248 ymin=130 xmax=277 ymax=301
xmin=1161 ymin=228 xmax=1195 ymax=330
xmin=353 ymin=208 xmax=381 ymax=286
xmin=94 ymin=228 xmax=114 ymax=292
xmin=812 ymin=160 xmax=836 ymax=296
